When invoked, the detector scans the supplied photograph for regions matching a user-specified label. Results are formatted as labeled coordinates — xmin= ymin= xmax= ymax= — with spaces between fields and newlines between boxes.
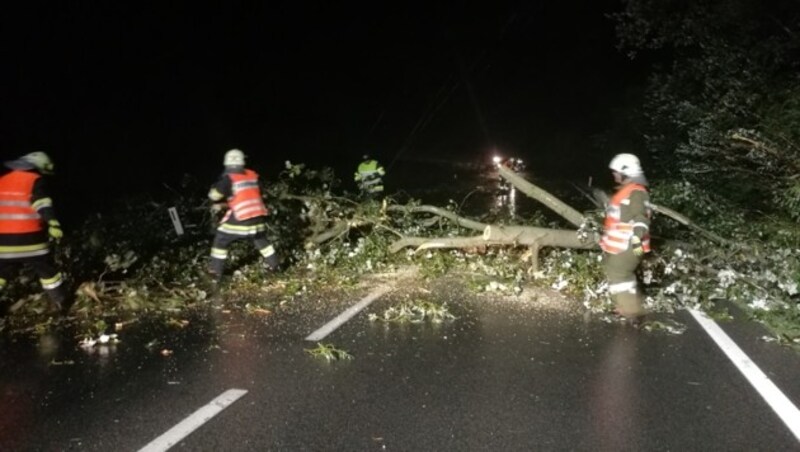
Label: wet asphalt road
xmin=2 ymin=289 xmax=800 ymax=451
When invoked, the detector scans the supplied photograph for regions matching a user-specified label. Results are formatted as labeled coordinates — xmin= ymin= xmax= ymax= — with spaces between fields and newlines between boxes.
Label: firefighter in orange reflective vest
xmin=0 ymin=152 xmax=66 ymax=314
xmin=207 ymin=149 xmax=279 ymax=283
xmin=601 ymin=153 xmax=652 ymax=322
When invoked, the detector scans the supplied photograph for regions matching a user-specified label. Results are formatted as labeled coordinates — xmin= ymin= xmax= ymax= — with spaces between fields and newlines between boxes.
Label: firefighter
xmin=354 ymin=154 xmax=385 ymax=199
xmin=0 ymin=152 xmax=67 ymax=314
xmin=601 ymin=153 xmax=652 ymax=324
xmin=207 ymin=149 xmax=279 ymax=285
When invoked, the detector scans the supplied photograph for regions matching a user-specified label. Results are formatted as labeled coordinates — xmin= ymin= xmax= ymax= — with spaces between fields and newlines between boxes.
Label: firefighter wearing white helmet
xmin=601 ymin=152 xmax=652 ymax=325
xmin=223 ymin=149 xmax=245 ymax=167
xmin=207 ymin=149 xmax=279 ymax=289
xmin=609 ymin=153 xmax=643 ymax=178
xmin=0 ymin=151 xmax=67 ymax=315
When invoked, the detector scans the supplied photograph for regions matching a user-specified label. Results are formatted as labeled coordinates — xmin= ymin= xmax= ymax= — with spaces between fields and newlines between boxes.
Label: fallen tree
xmin=383 ymin=166 xmax=599 ymax=269
xmin=304 ymin=162 xmax=733 ymax=272
xmin=2 ymin=161 xmax=797 ymax=349
xmin=375 ymin=164 xmax=735 ymax=274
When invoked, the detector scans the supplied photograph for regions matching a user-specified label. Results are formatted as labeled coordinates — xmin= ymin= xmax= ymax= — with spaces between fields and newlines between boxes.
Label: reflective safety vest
xmin=0 ymin=170 xmax=42 ymax=234
xmin=355 ymin=160 xmax=385 ymax=193
xmin=601 ymin=183 xmax=651 ymax=255
xmin=226 ymin=170 xmax=268 ymax=221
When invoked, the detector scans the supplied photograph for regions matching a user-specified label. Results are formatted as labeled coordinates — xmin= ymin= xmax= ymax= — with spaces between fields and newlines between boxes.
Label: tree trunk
xmin=388 ymin=235 xmax=499 ymax=253
xmin=482 ymin=225 xmax=596 ymax=249
xmin=306 ymin=220 xmax=363 ymax=247
xmin=498 ymin=165 xmax=585 ymax=227
xmin=389 ymin=225 xmax=596 ymax=254
xmin=499 ymin=165 xmax=730 ymax=246
xmin=386 ymin=205 xmax=487 ymax=232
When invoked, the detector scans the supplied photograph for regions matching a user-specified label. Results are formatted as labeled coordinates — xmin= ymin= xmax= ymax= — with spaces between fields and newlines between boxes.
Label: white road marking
xmin=689 ymin=308 xmax=800 ymax=442
xmin=138 ymin=388 xmax=248 ymax=452
xmin=306 ymin=286 xmax=391 ymax=341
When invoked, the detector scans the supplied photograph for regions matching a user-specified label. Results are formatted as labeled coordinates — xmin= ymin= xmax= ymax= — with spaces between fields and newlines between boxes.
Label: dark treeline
xmin=610 ymin=0 xmax=800 ymax=220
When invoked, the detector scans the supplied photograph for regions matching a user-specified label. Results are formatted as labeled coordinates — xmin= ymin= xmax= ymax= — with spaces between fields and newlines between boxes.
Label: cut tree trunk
xmin=482 ymin=225 xmax=595 ymax=249
xmin=388 ymin=224 xmax=595 ymax=254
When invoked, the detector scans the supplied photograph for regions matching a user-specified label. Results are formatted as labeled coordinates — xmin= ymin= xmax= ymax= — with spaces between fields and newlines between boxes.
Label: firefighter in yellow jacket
xmin=207 ymin=149 xmax=279 ymax=284
xmin=354 ymin=154 xmax=385 ymax=199
xmin=0 ymin=152 xmax=66 ymax=314
xmin=601 ymin=153 xmax=652 ymax=323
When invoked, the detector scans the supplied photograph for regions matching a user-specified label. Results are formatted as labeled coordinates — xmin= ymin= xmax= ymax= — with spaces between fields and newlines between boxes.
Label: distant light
xmin=492 ymin=156 xmax=501 ymax=164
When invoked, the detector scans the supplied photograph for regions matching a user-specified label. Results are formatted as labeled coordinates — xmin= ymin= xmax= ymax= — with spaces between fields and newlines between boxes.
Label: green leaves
xmin=776 ymin=176 xmax=800 ymax=222
xmin=369 ymin=299 xmax=456 ymax=324
xmin=103 ymin=251 xmax=138 ymax=273
xmin=304 ymin=343 xmax=353 ymax=362
xmin=613 ymin=0 xmax=800 ymax=217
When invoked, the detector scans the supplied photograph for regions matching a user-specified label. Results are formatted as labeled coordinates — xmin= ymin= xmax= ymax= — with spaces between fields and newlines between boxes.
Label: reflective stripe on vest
xmin=0 ymin=171 xmax=42 ymax=234
xmin=601 ymin=183 xmax=651 ymax=254
xmin=227 ymin=170 xmax=268 ymax=221
xmin=356 ymin=161 xmax=383 ymax=180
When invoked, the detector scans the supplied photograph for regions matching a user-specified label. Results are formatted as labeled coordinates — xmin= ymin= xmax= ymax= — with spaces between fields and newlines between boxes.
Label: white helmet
xmin=223 ymin=149 xmax=245 ymax=167
xmin=21 ymin=151 xmax=55 ymax=174
xmin=609 ymin=153 xmax=643 ymax=177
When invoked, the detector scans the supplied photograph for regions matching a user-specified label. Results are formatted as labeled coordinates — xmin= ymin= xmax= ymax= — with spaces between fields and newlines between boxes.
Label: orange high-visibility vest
xmin=601 ymin=183 xmax=651 ymax=255
xmin=226 ymin=170 xmax=268 ymax=221
xmin=0 ymin=170 xmax=43 ymax=234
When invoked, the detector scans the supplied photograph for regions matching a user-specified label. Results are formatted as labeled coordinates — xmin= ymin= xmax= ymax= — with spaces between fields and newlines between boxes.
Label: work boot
xmin=610 ymin=309 xmax=647 ymax=329
xmin=626 ymin=313 xmax=647 ymax=329
xmin=263 ymin=253 xmax=280 ymax=272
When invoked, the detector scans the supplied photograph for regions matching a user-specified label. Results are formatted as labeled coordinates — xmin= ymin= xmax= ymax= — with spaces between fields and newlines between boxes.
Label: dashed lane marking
xmin=689 ymin=308 xmax=800 ymax=443
xmin=306 ymin=286 xmax=391 ymax=341
xmin=138 ymin=388 xmax=248 ymax=452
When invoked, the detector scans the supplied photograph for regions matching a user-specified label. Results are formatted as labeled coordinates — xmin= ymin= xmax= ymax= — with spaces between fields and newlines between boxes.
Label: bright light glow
xmin=492 ymin=156 xmax=501 ymax=164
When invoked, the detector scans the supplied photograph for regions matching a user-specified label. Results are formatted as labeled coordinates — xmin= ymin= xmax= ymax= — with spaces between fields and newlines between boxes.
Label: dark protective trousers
xmin=209 ymin=221 xmax=279 ymax=279
xmin=0 ymin=254 xmax=66 ymax=305
xmin=602 ymin=249 xmax=644 ymax=317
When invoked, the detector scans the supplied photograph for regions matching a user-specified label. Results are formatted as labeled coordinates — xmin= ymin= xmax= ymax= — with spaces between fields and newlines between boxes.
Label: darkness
xmin=0 ymin=1 xmax=647 ymax=224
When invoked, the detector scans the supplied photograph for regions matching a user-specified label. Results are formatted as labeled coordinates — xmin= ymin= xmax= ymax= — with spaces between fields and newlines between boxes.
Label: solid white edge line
xmin=689 ymin=308 xmax=800 ymax=443
xmin=138 ymin=388 xmax=248 ymax=452
xmin=306 ymin=286 xmax=390 ymax=341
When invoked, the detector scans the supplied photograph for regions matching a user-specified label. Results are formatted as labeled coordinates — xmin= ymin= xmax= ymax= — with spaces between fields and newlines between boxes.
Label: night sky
xmin=1 ymin=1 xmax=646 ymax=221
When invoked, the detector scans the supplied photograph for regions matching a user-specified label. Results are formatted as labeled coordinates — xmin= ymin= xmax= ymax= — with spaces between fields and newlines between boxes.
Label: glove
xmin=630 ymin=235 xmax=644 ymax=257
xmin=48 ymin=220 xmax=63 ymax=241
